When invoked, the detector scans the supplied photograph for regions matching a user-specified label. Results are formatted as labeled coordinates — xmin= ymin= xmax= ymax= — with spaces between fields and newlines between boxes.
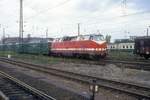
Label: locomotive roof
xmin=135 ymin=36 xmax=150 ymax=40
xmin=79 ymin=34 xmax=103 ymax=36
xmin=54 ymin=34 xmax=103 ymax=39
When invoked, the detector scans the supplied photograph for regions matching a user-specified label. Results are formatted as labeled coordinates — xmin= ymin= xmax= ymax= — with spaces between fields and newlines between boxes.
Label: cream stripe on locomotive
xmin=51 ymin=48 xmax=106 ymax=51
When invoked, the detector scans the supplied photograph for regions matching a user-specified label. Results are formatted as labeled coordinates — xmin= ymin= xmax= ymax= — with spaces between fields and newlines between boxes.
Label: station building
xmin=107 ymin=37 xmax=136 ymax=52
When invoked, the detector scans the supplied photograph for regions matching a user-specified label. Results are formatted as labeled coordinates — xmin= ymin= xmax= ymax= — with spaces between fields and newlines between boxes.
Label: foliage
xmin=105 ymin=35 xmax=111 ymax=43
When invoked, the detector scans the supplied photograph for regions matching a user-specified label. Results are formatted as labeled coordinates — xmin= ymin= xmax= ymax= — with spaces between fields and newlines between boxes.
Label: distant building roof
xmin=114 ymin=39 xmax=134 ymax=43
xmin=2 ymin=37 xmax=53 ymax=44
xmin=135 ymin=36 xmax=150 ymax=40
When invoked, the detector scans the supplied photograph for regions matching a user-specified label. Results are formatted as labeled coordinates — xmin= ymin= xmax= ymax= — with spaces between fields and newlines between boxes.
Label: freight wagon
xmin=134 ymin=36 xmax=150 ymax=59
xmin=0 ymin=42 xmax=50 ymax=55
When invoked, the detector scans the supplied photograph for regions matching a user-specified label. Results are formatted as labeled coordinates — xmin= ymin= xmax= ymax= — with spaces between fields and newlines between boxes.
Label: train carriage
xmin=0 ymin=42 xmax=50 ymax=55
xmin=0 ymin=34 xmax=107 ymax=59
xmin=18 ymin=43 xmax=50 ymax=55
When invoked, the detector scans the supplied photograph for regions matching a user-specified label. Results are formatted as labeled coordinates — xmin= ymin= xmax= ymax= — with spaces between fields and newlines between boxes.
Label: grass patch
xmin=107 ymin=50 xmax=136 ymax=60
xmin=0 ymin=50 xmax=144 ymax=65
xmin=0 ymin=51 xmax=84 ymax=65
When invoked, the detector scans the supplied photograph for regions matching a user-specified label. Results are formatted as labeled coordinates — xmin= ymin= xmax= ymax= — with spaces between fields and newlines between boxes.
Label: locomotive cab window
xmin=90 ymin=35 xmax=104 ymax=41
xmin=83 ymin=35 xmax=90 ymax=40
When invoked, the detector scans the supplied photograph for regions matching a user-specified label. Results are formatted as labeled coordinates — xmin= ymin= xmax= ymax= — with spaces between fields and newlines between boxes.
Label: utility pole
xmin=146 ymin=28 xmax=149 ymax=37
xmin=46 ymin=28 xmax=48 ymax=39
xmin=78 ymin=23 xmax=80 ymax=36
xmin=122 ymin=0 xmax=127 ymax=16
xmin=0 ymin=24 xmax=1 ymax=43
xmin=2 ymin=28 xmax=5 ymax=44
xmin=19 ymin=0 xmax=23 ymax=44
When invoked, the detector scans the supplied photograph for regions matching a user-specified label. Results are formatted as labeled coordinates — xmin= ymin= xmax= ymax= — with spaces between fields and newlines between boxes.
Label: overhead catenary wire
xmin=56 ymin=10 xmax=150 ymax=30
xmin=5 ymin=0 xmax=150 ymax=38
xmin=24 ymin=0 xmax=150 ymax=30
xmin=67 ymin=0 xmax=123 ymax=21
xmin=14 ymin=0 xmax=71 ymax=38
xmin=64 ymin=0 xmax=150 ymax=27
xmin=25 ymin=0 xmax=71 ymax=20
xmin=79 ymin=10 xmax=150 ymax=26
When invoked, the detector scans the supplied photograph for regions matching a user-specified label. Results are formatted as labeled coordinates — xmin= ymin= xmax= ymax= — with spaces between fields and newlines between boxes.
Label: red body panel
xmin=50 ymin=40 xmax=107 ymax=56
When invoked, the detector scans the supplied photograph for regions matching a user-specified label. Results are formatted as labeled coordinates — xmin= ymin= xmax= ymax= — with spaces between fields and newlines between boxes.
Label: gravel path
xmin=12 ymin=56 xmax=150 ymax=87
xmin=47 ymin=62 xmax=150 ymax=87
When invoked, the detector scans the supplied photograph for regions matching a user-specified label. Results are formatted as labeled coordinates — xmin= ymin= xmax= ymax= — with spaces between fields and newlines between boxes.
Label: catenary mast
xmin=19 ymin=0 xmax=23 ymax=44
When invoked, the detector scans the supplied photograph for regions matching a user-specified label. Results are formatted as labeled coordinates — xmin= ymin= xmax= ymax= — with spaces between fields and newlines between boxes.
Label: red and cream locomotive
xmin=50 ymin=34 xmax=107 ymax=59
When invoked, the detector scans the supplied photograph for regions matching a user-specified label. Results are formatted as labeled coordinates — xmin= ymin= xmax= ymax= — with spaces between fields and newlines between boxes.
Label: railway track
xmin=53 ymin=57 xmax=150 ymax=71
xmin=4 ymin=55 xmax=150 ymax=71
xmin=0 ymin=70 xmax=56 ymax=100
xmin=0 ymin=57 xmax=150 ymax=99
xmin=52 ymin=57 xmax=150 ymax=71
xmin=102 ymin=59 xmax=150 ymax=71
xmin=37 ymin=56 xmax=150 ymax=71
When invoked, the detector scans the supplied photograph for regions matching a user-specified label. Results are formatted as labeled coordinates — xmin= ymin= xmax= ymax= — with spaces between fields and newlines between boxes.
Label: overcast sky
xmin=0 ymin=0 xmax=150 ymax=41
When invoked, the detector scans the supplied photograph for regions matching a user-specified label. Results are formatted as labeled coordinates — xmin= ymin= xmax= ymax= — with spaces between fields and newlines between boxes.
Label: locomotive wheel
xmin=140 ymin=54 xmax=143 ymax=57
xmin=144 ymin=55 xmax=149 ymax=60
xmin=100 ymin=53 xmax=106 ymax=59
xmin=75 ymin=54 xmax=81 ymax=58
xmin=92 ymin=55 xmax=100 ymax=60
xmin=83 ymin=54 xmax=89 ymax=59
xmin=48 ymin=52 xmax=52 ymax=56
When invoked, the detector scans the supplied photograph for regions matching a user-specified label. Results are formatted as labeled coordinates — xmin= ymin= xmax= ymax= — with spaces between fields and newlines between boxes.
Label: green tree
xmin=105 ymin=35 xmax=111 ymax=43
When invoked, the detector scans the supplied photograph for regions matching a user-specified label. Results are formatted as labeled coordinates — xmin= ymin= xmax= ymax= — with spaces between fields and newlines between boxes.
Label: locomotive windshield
xmin=90 ymin=35 xmax=104 ymax=41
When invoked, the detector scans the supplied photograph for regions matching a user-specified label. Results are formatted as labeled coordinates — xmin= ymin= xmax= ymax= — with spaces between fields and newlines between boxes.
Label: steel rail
xmin=0 ymin=70 xmax=56 ymax=100
xmin=103 ymin=59 xmax=150 ymax=66
xmin=0 ymin=57 xmax=150 ymax=99
xmin=45 ymin=57 xmax=150 ymax=71
xmin=102 ymin=59 xmax=150 ymax=71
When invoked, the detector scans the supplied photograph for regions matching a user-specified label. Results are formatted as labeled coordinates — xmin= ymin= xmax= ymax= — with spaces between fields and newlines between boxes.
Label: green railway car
xmin=19 ymin=43 xmax=49 ymax=55
xmin=0 ymin=42 xmax=51 ymax=55
xmin=0 ymin=44 xmax=19 ymax=52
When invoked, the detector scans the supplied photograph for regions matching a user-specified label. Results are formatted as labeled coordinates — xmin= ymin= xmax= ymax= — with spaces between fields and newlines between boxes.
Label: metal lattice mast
xmin=122 ymin=0 xmax=127 ymax=16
